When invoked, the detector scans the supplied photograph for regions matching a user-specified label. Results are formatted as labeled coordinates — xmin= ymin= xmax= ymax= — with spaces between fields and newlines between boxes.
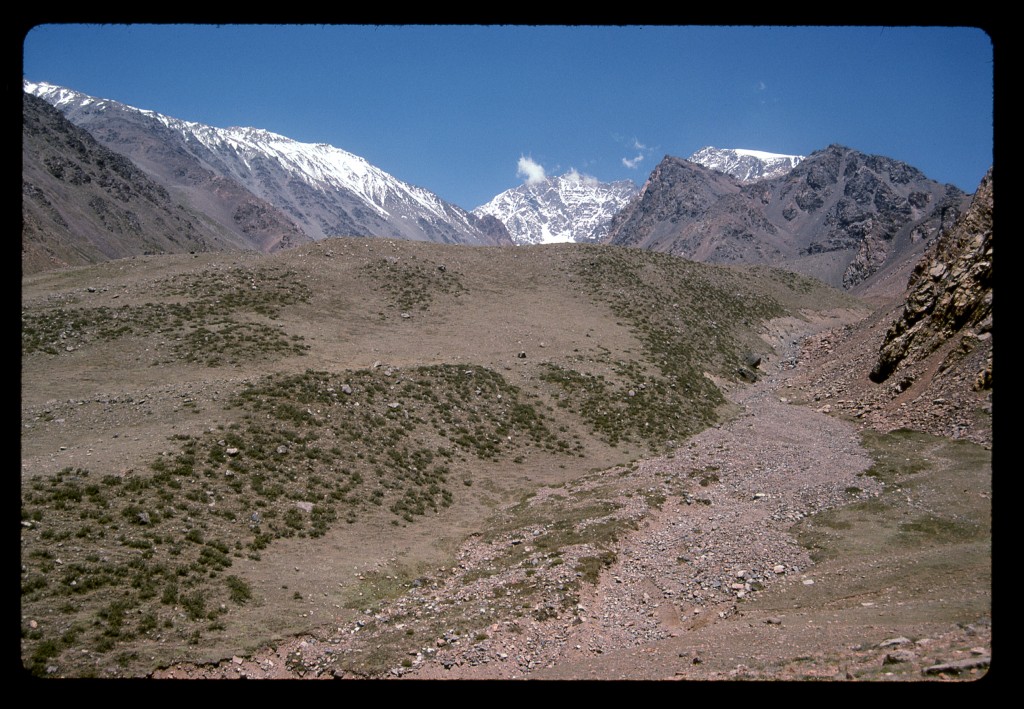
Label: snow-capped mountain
xmin=25 ymin=81 xmax=508 ymax=246
xmin=687 ymin=146 xmax=804 ymax=182
xmin=473 ymin=170 xmax=637 ymax=245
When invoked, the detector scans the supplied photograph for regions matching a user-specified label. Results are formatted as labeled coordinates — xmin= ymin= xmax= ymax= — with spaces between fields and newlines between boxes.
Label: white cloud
xmin=633 ymin=138 xmax=646 ymax=150
xmin=565 ymin=168 xmax=599 ymax=185
xmin=517 ymin=156 xmax=547 ymax=184
xmin=622 ymin=153 xmax=645 ymax=169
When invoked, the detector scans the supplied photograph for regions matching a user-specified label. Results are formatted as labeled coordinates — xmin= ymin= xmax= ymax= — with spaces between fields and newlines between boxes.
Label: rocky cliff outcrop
xmin=869 ymin=169 xmax=992 ymax=386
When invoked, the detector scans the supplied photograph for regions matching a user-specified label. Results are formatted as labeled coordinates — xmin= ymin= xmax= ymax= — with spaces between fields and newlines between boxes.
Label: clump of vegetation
xmin=573 ymin=248 xmax=783 ymax=376
xmin=539 ymin=361 xmax=716 ymax=447
xmin=21 ymin=265 xmax=311 ymax=365
xmin=543 ymin=247 xmax=822 ymax=451
xmin=361 ymin=257 xmax=466 ymax=312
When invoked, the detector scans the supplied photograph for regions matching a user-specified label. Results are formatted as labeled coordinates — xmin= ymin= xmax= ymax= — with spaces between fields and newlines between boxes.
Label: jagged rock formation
xmin=687 ymin=146 xmax=804 ymax=182
xmin=466 ymin=213 xmax=513 ymax=244
xmin=870 ymin=168 xmax=992 ymax=387
xmin=604 ymin=145 xmax=969 ymax=290
xmin=473 ymin=171 xmax=637 ymax=245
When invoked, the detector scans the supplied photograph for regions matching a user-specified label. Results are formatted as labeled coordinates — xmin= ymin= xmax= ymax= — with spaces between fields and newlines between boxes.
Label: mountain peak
xmin=474 ymin=172 xmax=637 ymax=245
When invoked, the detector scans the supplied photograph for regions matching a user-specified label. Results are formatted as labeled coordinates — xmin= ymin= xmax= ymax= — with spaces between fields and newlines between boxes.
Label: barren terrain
xmin=20 ymin=239 xmax=991 ymax=681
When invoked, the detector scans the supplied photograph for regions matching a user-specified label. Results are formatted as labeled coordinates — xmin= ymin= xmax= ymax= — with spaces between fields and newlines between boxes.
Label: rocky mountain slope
xmin=605 ymin=145 xmax=969 ymax=290
xmin=25 ymin=82 xmax=509 ymax=253
xmin=22 ymin=93 xmax=305 ymax=274
xmin=687 ymin=146 xmax=804 ymax=182
xmin=473 ymin=170 xmax=637 ymax=245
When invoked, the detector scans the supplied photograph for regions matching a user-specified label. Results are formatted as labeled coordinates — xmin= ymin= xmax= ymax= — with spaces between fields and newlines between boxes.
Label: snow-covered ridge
xmin=474 ymin=171 xmax=637 ymax=245
xmin=732 ymin=148 xmax=800 ymax=161
xmin=24 ymin=80 xmax=484 ymax=239
xmin=688 ymin=146 xmax=804 ymax=182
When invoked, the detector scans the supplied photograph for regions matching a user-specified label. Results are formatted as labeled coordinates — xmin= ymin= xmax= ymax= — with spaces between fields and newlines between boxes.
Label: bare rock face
xmin=870 ymin=168 xmax=992 ymax=385
xmin=466 ymin=213 xmax=515 ymax=246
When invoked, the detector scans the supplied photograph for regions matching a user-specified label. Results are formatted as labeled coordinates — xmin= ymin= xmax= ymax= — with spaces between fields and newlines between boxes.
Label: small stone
xmin=878 ymin=636 xmax=912 ymax=648
xmin=802 ymin=579 xmax=814 ymax=585
xmin=883 ymin=650 xmax=916 ymax=665
xmin=773 ymin=565 xmax=785 ymax=574
xmin=766 ymin=617 xmax=782 ymax=625
xmin=341 ymin=384 xmax=353 ymax=395
xmin=226 ymin=447 xmax=239 ymax=456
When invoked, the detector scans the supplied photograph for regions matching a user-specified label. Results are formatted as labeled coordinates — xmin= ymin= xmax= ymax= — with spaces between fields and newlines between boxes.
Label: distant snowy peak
xmin=688 ymin=146 xmax=804 ymax=182
xmin=474 ymin=171 xmax=637 ymax=245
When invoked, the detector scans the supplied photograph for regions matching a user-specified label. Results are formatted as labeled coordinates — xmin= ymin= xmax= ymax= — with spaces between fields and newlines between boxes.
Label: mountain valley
xmin=21 ymin=82 xmax=992 ymax=682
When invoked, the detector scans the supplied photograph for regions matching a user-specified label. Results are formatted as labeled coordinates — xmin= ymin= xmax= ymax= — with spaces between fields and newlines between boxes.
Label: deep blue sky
xmin=23 ymin=25 xmax=993 ymax=210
